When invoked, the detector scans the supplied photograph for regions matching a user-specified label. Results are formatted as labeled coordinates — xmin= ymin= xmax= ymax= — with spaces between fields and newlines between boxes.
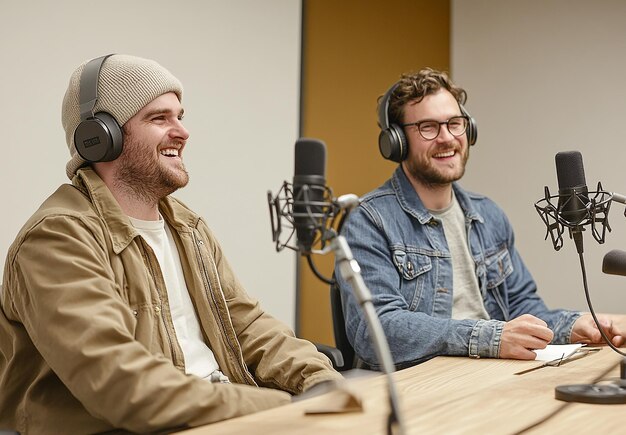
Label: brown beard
xmin=113 ymin=132 xmax=189 ymax=203
xmin=404 ymin=145 xmax=469 ymax=187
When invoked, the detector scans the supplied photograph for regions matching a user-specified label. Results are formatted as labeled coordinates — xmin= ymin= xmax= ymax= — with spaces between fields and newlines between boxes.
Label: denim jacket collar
xmin=391 ymin=165 xmax=484 ymax=226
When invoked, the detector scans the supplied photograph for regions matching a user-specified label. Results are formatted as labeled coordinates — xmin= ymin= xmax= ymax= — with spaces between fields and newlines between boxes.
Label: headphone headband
xmin=78 ymin=54 xmax=114 ymax=121
xmin=378 ymin=82 xmax=399 ymax=132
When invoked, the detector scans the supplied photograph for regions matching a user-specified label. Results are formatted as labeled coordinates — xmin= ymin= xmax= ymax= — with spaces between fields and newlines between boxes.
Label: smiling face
xmin=401 ymin=88 xmax=469 ymax=189
xmin=111 ymin=92 xmax=190 ymax=202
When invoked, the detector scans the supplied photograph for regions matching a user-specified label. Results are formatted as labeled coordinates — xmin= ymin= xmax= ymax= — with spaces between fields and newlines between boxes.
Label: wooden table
xmin=180 ymin=348 xmax=626 ymax=434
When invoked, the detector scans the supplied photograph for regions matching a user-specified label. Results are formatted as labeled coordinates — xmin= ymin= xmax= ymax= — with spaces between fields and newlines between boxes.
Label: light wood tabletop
xmin=179 ymin=347 xmax=626 ymax=434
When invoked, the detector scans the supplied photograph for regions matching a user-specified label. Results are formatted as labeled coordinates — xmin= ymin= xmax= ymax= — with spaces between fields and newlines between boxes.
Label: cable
xmin=577 ymin=250 xmax=626 ymax=356
xmin=305 ymin=254 xmax=334 ymax=285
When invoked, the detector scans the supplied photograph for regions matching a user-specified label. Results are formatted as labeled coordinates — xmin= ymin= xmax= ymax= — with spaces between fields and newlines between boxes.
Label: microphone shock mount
xmin=534 ymin=182 xmax=613 ymax=253
xmin=267 ymin=181 xmax=337 ymax=254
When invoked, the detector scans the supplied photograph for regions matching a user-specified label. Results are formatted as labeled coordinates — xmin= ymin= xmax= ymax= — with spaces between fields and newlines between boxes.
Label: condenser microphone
xmin=292 ymin=138 xmax=327 ymax=253
xmin=602 ymin=249 xmax=626 ymax=276
xmin=555 ymin=151 xmax=590 ymax=226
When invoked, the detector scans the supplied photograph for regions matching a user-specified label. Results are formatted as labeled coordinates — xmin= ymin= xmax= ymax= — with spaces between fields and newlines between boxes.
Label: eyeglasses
xmin=400 ymin=116 xmax=469 ymax=141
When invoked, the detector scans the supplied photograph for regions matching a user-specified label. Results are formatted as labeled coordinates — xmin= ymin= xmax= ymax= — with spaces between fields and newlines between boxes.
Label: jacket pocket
xmin=392 ymin=249 xmax=432 ymax=311
xmin=484 ymin=247 xmax=513 ymax=289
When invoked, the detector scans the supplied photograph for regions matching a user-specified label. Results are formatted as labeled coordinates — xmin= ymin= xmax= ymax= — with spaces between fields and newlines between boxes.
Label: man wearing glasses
xmin=335 ymin=68 xmax=625 ymax=370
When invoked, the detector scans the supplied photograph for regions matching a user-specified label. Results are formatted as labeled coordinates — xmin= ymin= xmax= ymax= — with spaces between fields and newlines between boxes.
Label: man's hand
xmin=571 ymin=313 xmax=626 ymax=347
xmin=499 ymin=314 xmax=554 ymax=360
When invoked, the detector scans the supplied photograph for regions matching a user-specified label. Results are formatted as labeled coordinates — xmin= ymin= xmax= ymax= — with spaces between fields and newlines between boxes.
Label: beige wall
xmin=300 ymin=0 xmax=451 ymax=345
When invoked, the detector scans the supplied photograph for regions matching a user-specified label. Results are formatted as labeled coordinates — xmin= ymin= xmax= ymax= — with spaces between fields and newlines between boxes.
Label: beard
xmin=404 ymin=143 xmax=469 ymax=188
xmin=113 ymin=133 xmax=189 ymax=203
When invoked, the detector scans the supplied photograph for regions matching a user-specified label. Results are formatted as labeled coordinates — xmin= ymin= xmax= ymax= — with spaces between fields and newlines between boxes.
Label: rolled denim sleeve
xmin=468 ymin=319 xmax=505 ymax=358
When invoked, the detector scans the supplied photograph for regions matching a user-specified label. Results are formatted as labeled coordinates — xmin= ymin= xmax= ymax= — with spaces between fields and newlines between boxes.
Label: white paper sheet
xmin=532 ymin=343 xmax=583 ymax=361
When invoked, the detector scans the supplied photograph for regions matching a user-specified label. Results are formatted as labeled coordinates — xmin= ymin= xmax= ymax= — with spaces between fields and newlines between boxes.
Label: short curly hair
xmin=382 ymin=68 xmax=467 ymax=126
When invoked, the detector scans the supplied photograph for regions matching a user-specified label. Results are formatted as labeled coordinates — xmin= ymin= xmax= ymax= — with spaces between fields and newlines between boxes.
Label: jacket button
xmin=132 ymin=310 xmax=138 ymax=316
xmin=154 ymin=306 xmax=161 ymax=313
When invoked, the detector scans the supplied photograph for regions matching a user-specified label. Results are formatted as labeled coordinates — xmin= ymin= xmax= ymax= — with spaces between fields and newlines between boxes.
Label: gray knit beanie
xmin=62 ymin=54 xmax=183 ymax=179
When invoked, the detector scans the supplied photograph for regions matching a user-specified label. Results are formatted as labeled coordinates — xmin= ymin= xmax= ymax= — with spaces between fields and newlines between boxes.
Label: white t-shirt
xmin=129 ymin=215 xmax=230 ymax=383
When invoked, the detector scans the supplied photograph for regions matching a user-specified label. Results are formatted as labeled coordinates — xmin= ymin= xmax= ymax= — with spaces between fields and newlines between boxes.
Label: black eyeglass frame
xmin=400 ymin=115 xmax=469 ymax=141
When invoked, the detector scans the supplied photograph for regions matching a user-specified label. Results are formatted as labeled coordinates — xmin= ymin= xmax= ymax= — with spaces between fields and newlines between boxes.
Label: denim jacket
xmin=335 ymin=166 xmax=580 ymax=369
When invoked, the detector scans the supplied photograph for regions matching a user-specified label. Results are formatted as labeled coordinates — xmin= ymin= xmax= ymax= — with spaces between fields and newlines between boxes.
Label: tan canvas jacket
xmin=0 ymin=168 xmax=341 ymax=434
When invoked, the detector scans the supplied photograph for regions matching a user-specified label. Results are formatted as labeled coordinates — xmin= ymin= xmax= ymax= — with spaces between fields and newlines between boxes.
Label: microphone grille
xmin=555 ymin=151 xmax=586 ymax=190
xmin=295 ymin=138 xmax=326 ymax=178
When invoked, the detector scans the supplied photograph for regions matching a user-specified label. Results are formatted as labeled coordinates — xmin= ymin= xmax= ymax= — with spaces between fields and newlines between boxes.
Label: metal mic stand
xmin=535 ymin=186 xmax=626 ymax=403
xmin=330 ymin=234 xmax=405 ymax=435
xmin=268 ymin=184 xmax=405 ymax=432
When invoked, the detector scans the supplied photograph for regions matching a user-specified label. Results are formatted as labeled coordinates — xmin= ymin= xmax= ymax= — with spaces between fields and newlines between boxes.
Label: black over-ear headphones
xmin=377 ymin=82 xmax=478 ymax=163
xmin=74 ymin=54 xmax=124 ymax=163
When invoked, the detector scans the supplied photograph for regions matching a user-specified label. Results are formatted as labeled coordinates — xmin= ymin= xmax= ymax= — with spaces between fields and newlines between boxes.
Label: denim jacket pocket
xmin=484 ymin=247 xmax=513 ymax=289
xmin=392 ymin=249 xmax=432 ymax=311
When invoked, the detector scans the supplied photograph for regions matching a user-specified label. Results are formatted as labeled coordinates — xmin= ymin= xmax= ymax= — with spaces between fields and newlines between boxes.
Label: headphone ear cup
xmin=466 ymin=115 xmax=478 ymax=146
xmin=74 ymin=112 xmax=123 ymax=162
xmin=379 ymin=124 xmax=408 ymax=163
xmin=459 ymin=104 xmax=478 ymax=146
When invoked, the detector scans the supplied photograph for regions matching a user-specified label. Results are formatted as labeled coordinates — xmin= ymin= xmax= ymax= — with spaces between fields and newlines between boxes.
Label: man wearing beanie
xmin=0 ymin=54 xmax=342 ymax=434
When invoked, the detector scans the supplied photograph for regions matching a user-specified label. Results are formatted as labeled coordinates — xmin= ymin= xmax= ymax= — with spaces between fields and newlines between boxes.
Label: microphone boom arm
xmin=331 ymin=235 xmax=405 ymax=435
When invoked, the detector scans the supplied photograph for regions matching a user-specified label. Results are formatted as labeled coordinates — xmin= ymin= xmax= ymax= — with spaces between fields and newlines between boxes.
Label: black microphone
xmin=267 ymin=137 xmax=359 ymax=257
xmin=265 ymin=139 xmax=406 ymax=431
xmin=292 ymin=138 xmax=327 ymax=253
xmin=602 ymin=249 xmax=626 ymax=276
xmin=555 ymin=151 xmax=590 ymax=226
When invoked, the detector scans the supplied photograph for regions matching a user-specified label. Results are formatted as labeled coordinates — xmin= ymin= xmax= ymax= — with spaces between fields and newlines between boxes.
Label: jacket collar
xmin=72 ymin=167 xmax=200 ymax=254
xmin=391 ymin=165 xmax=484 ymax=225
